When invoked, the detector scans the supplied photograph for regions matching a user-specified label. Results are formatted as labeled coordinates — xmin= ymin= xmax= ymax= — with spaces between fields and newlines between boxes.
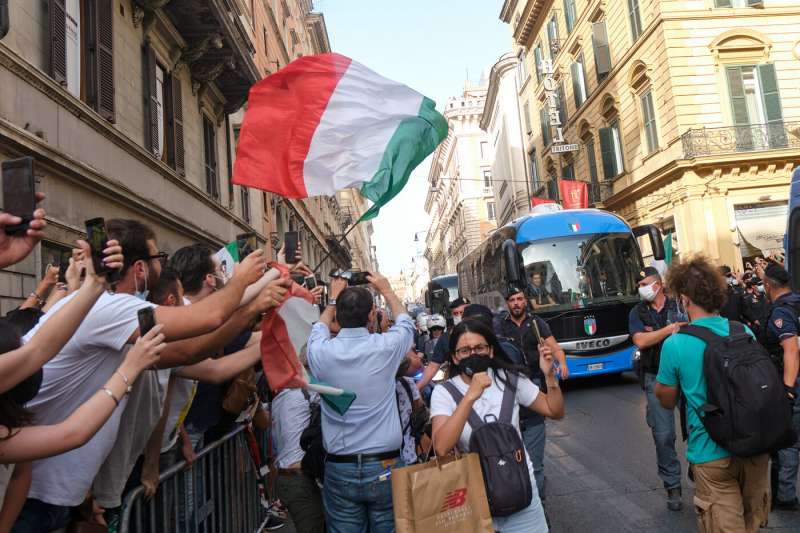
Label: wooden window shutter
xmin=758 ymin=64 xmax=783 ymax=125
xmin=585 ymin=138 xmax=599 ymax=184
xmin=592 ymin=22 xmax=612 ymax=77
xmin=166 ymin=73 xmax=185 ymax=174
xmin=598 ymin=127 xmax=616 ymax=180
xmin=540 ymin=107 xmax=551 ymax=146
xmin=571 ymin=62 xmax=581 ymax=107
xmin=557 ymin=83 xmax=568 ymax=124
xmin=142 ymin=43 xmax=159 ymax=155
xmin=94 ymin=0 xmax=115 ymax=122
xmin=49 ymin=0 xmax=67 ymax=85
xmin=725 ymin=66 xmax=749 ymax=126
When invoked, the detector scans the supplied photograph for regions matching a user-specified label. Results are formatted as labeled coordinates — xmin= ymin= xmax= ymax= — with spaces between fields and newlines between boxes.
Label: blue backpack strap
xmin=441 ymin=381 xmax=483 ymax=430
xmin=498 ymin=371 xmax=518 ymax=424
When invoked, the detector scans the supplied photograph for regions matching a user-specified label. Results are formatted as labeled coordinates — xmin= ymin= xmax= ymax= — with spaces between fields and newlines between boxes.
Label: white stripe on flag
xmin=279 ymin=296 xmax=321 ymax=356
xmin=303 ymin=60 xmax=424 ymax=197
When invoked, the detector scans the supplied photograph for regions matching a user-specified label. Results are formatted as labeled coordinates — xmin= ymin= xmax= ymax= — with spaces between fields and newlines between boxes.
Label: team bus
xmin=457 ymin=204 xmax=665 ymax=379
xmin=425 ymin=274 xmax=460 ymax=316
xmin=786 ymin=165 xmax=800 ymax=290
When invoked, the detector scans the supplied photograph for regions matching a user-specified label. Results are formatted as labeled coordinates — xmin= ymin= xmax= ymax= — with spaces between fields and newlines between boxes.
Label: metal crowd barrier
xmin=119 ymin=426 xmax=270 ymax=533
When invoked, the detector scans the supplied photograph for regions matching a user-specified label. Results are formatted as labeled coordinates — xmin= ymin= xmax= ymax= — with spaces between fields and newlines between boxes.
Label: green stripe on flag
xmin=359 ymin=97 xmax=448 ymax=221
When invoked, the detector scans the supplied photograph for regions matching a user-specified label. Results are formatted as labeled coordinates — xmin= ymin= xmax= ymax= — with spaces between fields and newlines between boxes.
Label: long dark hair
xmin=0 ymin=320 xmax=34 ymax=438
xmin=447 ymin=319 xmax=531 ymax=388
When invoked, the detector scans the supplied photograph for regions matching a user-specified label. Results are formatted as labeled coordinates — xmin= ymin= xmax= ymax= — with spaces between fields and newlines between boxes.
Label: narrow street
xmin=545 ymin=374 xmax=800 ymax=532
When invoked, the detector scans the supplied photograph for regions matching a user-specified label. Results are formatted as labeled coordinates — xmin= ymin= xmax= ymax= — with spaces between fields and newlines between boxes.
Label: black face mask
xmin=459 ymin=355 xmax=492 ymax=377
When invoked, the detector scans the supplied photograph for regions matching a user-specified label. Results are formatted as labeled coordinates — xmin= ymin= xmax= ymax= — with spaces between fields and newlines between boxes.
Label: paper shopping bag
xmin=392 ymin=453 xmax=493 ymax=533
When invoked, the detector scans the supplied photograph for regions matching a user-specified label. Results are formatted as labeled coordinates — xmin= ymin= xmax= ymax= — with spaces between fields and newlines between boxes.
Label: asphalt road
xmin=543 ymin=373 xmax=800 ymax=532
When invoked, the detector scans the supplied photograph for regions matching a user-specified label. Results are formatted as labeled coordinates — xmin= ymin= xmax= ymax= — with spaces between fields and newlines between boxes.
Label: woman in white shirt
xmin=430 ymin=319 xmax=564 ymax=533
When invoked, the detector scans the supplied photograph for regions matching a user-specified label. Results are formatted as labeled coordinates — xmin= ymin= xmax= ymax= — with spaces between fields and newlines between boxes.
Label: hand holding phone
xmin=236 ymin=232 xmax=257 ymax=260
xmin=284 ymin=231 xmax=299 ymax=264
xmin=304 ymin=275 xmax=317 ymax=290
xmin=84 ymin=218 xmax=119 ymax=283
xmin=348 ymin=271 xmax=370 ymax=286
xmin=138 ymin=307 xmax=156 ymax=336
xmin=1 ymin=157 xmax=36 ymax=235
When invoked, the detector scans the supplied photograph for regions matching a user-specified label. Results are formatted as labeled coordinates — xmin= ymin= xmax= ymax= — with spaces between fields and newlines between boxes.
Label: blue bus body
xmin=458 ymin=207 xmax=659 ymax=379
xmin=786 ymin=166 xmax=800 ymax=289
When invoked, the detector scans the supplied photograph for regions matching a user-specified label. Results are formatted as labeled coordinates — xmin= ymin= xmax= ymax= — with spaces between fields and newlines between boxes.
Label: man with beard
xmin=495 ymin=288 xmax=567 ymax=501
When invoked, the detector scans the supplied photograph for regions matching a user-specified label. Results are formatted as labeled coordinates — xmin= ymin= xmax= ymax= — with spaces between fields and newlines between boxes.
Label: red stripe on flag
xmin=233 ymin=53 xmax=352 ymax=198
xmin=260 ymin=279 xmax=317 ymax=392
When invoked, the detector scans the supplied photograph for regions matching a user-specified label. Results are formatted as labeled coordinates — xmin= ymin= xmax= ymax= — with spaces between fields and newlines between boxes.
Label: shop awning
xmin=735 ymin=203 xmax=787 ymax=257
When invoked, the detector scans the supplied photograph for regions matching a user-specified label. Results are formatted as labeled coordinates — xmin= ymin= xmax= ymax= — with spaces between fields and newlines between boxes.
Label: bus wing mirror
xmin=502 ymin=239 xmax=523 ymax=288
xmin=632 ymin=224 xmax=665 ymax=261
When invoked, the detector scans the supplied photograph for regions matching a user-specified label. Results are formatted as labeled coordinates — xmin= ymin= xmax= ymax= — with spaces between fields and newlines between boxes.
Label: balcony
xmin=588 ymin=181 xmax=613 ymax=206
xmin=681 ymin=122 xmax=800 ymax=159
xmin=135 ymin=0 xmax=260 ymax=113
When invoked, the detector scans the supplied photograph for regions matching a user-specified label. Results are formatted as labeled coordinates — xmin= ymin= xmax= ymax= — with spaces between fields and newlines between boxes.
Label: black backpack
xmin=442 ymin=371 xmax=532 ymax=517
xmin=679 ymin=322 xmax=795 ymax=457
xmin=397 ymin=377 xmax=430 ymax=443
xmin=299 ymin=389 xmax=325 ymax=480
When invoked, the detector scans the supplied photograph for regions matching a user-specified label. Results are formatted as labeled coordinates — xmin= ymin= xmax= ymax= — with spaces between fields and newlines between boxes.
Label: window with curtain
xmin=628 ymin=0 xmax=643 ymax=42
xmin=640 ymin=90 xmax=659 ymax=154
xmin=725 ymin=63 xmax=785 ymax=149
xmin=599 ymin=120 xmax=624 ymax=179
xmin=571 ymin=53 xmax=588 ymax=108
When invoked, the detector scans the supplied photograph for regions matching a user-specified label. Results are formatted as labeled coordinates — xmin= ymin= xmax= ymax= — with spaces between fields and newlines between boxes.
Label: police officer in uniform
xmin=628 ymin=266 xmax=684 ymax=511
xmin=760 ymin=262 xmax=800 ymax=510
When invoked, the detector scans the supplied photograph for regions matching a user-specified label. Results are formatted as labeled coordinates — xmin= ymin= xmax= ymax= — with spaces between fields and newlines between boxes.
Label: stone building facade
xmin=501 ymin=0 xmax=800 ymax=267
xmin=424 ymin=84 xmax=497 ymax=278
xmin=481 ymin=51 xmax=532 ymax=227
xmin=0 ymin=0 xmax=260 ymax=312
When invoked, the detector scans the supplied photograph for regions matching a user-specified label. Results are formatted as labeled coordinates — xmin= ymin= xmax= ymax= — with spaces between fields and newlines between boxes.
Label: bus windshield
xmin=519 ymin=232 xmax=643 ymax=312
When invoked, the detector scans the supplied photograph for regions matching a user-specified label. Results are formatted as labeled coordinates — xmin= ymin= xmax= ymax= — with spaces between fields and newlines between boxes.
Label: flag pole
xmin=312 ymin=220 xmax=360 ymax=274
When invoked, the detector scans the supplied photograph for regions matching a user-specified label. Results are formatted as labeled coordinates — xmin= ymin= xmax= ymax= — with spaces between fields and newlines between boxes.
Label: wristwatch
xmin=327 ymin=298 xmax=337 ymax=306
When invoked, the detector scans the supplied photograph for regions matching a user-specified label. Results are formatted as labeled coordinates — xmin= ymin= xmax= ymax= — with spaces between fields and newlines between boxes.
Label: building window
xmin=533 ymin=43 xmax=544 ymax=83
xmin=628 ymin=0 xmax=643 ymax=42
xmin=523 ymin=101 xmax=532 ymax=134
xmin=571 ymin=53 xmax=588 ymax=108
xmin=585 ymin=137 xmax=599 ymax=185
xmin=49 ymin=0 xmax=115 ymax=122
xmin=529 ymin=149 xmax=542 ymax=193
xmin=480 ymin=141 xmax=489 ymax=159
xmin=592 ymin=21 xmax=612 ymax=84
xmin=540 ymin=108 xmax=552 ymax=146
xmin=482 ymin=168 xmax=492 ymax=188
xmin=640 ymin=90 xmax=659 ymax=154
xmin=487 ymin=201 xmax=496 ymax=220
xmin=517 ymin=48 xmax=528 ymax=87
xmin=726 ymin=64 xmax=782 ymax=127
xmin=599 ymin=120 xmax=624 ymax=179
xmin=547 ymin=15 xmax=559 ymax=58
xmin=203 ymin=116 xmax=219 ymax=199
xmin=562 ymin=163 xmax=575 ymax=181
xmin=144 ymin=44 xmax=184 ymax=174
xmin=240 ymin=186 xmax=251 ymax=223
xmin=557 ymin=82 xmax=568 ymax=125
xmin=715 ymin=0 xmax=763 ymax=6
xmin=564 ymin=0 xmax=578 ymax=34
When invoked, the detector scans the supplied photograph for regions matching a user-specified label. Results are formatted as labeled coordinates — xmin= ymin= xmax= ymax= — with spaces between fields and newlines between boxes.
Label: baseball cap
xmin=636 ymin=266 xmax=660 ymax=282
xmin=764 ymin=262 xmax=790 ymax=285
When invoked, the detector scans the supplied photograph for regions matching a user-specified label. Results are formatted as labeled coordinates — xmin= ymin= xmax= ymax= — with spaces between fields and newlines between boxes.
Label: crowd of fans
xmin=0 ymin=193 xmax=797 ymax=533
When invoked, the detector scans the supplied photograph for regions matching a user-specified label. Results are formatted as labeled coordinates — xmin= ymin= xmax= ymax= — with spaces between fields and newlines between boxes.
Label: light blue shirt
xmin=307 ymin=314 xmax=415 ymax=455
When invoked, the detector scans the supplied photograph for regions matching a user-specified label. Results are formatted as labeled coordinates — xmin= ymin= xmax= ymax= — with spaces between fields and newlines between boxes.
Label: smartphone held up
xmin=84 ymin=217 xmax=119 ymax=283
xmin=1 ymin=156 xmax=36 ymax=235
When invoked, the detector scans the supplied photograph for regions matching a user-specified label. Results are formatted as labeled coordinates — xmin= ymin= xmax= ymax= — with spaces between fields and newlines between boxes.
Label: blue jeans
xmin=644 ymin=373 xmax=681 ymax=490
xmin=773 ymin=378 xmax=800 ymax=502
xmin=11 ymin=498 xmax=72 ymax=533
xmin=323 ymin=458 xmax=403 ymax=533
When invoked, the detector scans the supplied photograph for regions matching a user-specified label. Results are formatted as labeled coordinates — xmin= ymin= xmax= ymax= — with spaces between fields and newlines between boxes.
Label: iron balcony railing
xmin=681 ymin=121 xmax=800 ymax=159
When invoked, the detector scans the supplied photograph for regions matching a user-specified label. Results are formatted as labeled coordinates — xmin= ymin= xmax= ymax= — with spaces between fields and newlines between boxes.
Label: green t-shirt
xmin=657 ymin=316 xmax=752 ymax=465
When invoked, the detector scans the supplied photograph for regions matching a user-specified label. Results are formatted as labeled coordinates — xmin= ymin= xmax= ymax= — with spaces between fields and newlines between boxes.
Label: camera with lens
xmin=330 ymin=269 xmax=371 ymax=286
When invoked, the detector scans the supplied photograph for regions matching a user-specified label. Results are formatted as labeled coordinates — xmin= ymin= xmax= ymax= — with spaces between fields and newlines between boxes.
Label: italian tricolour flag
xmin=233 ymin=53 xmax=448 ymax=220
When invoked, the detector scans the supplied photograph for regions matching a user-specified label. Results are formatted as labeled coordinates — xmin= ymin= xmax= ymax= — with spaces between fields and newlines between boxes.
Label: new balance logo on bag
xmin=440 ymin=488 xmax=468 ymax=512
xmin=679 ymin=322 xmax=795 ymax=457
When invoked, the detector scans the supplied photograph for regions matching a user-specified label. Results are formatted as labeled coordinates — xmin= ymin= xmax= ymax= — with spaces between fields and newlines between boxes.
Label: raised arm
xmin=155 ymin=278 xmax=288 ymax=368
xmin=367 ymin=273 xmax=405 ymax=324
xmin=146 ymin=250 xmax=267 ymax=343
xmin=0 ymin=240 xmax=123 ymax=394
xmin=175 ymin=343 xmax=261 ymax=384
xmin=527 ymin=349 xmax=564 ymax=419
xmin=0 ymin=326 xmax=165 ymax=463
